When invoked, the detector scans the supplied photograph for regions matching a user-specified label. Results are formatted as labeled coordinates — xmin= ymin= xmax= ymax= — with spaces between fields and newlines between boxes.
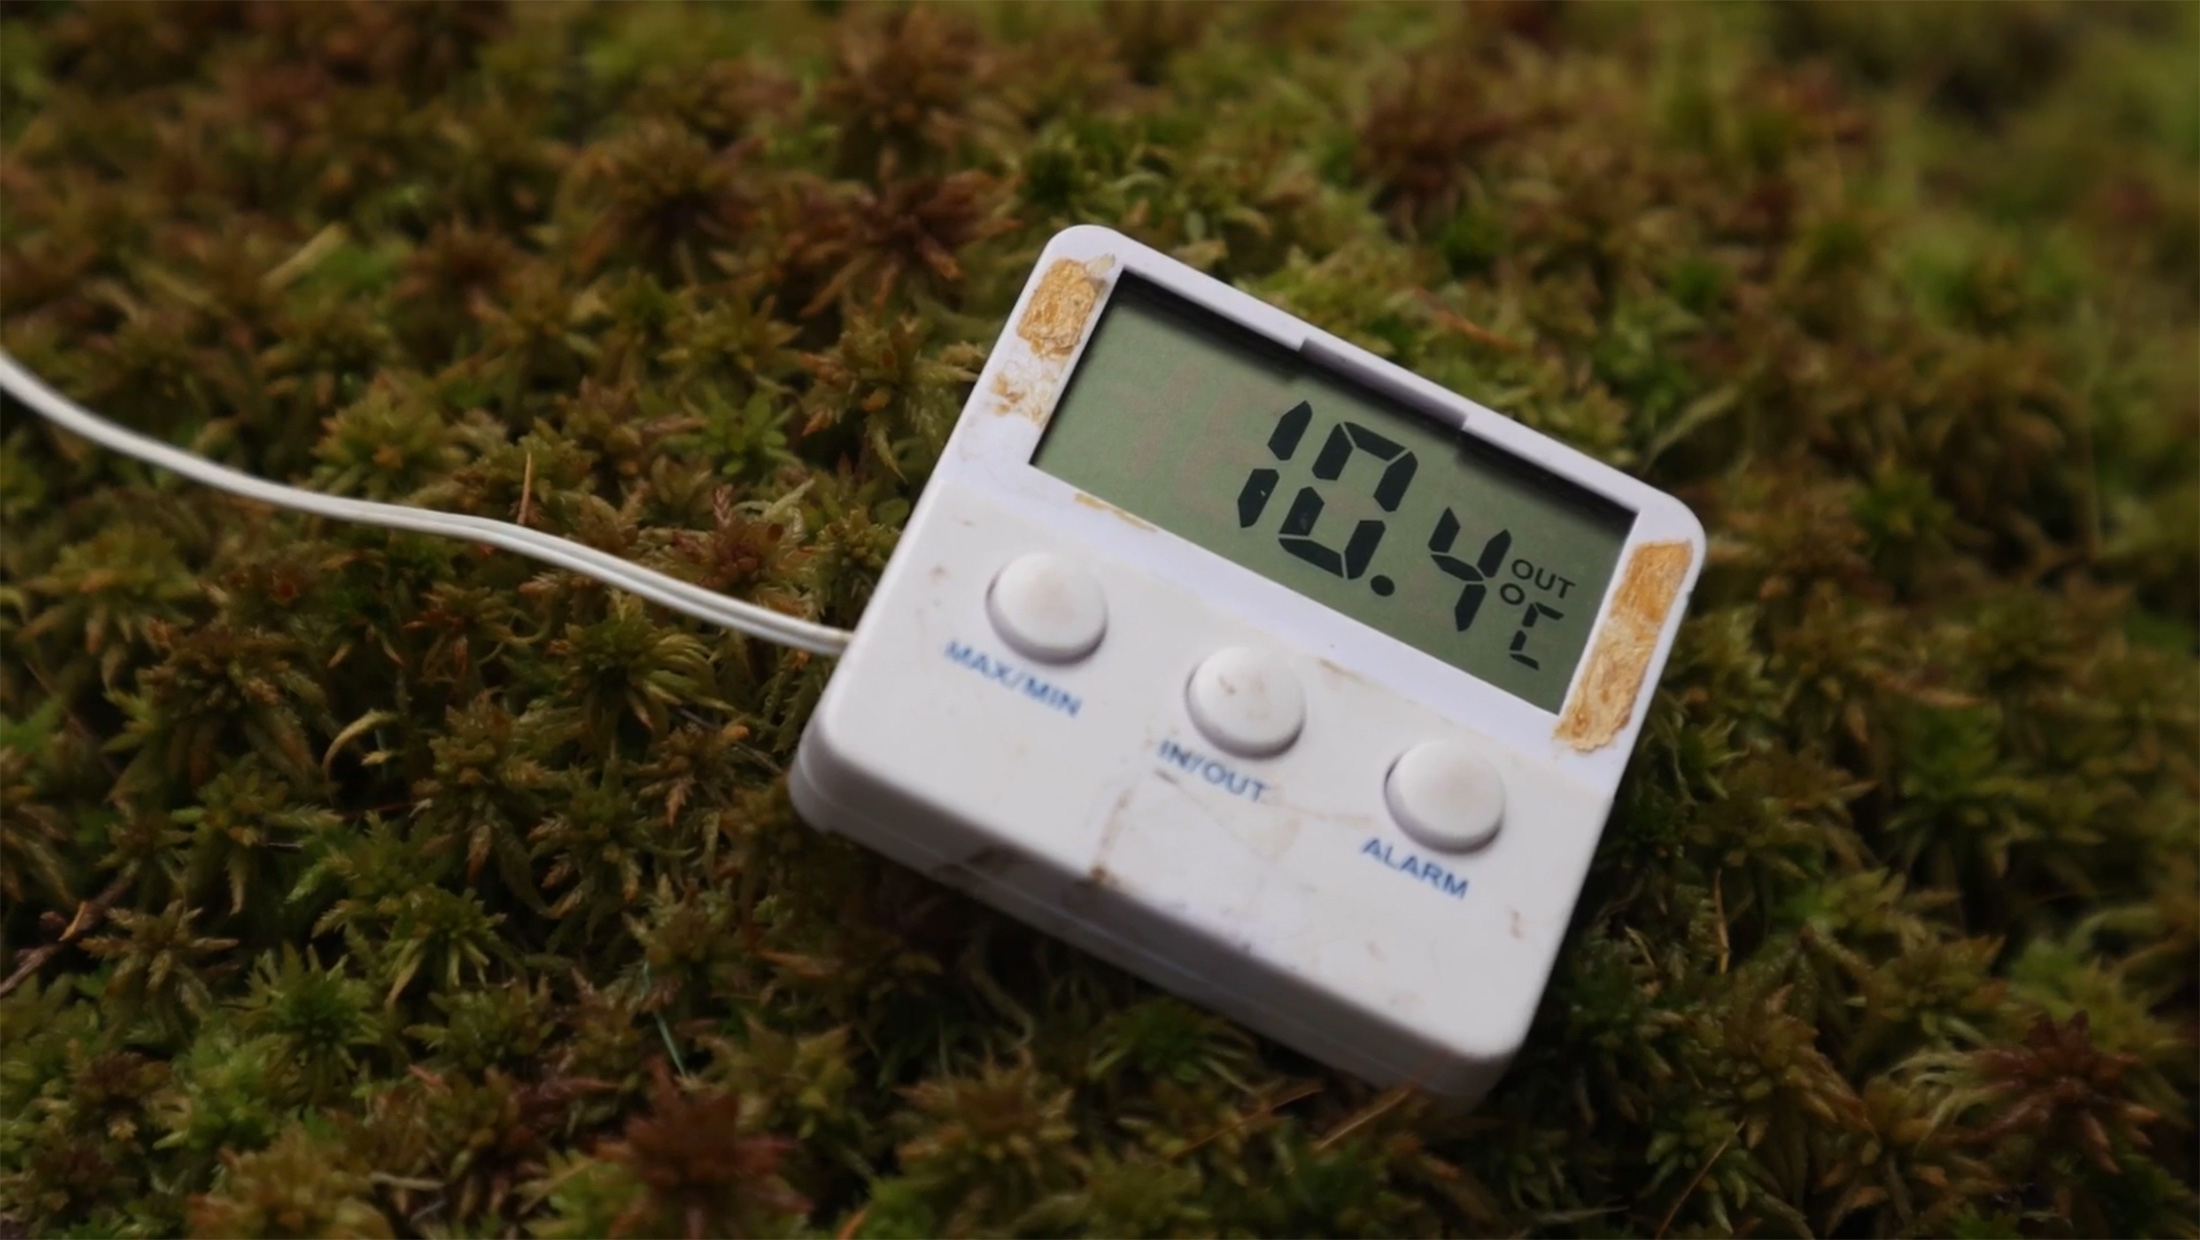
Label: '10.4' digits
xmin=1235 ymin=401 xmax=1575 ymax=671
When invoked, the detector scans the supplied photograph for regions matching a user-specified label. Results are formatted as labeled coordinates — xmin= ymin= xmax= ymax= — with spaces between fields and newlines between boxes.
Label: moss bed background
xmin=1 ymin=2 xmax=2196 ymax=1236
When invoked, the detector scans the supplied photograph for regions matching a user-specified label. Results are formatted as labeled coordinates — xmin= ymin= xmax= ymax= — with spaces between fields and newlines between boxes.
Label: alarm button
xmin=1385 ymin=741 xmax=1505 ymax=853
xmin=1186 ymin=647 xmax=1304 ymax=757
xmin=987 ymin=553 xmax=1107 ymax=663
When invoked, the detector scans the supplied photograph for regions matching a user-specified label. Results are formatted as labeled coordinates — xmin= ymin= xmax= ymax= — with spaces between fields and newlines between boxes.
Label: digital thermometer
xmin=790 ymin=226 xmax=1704 ymax=1106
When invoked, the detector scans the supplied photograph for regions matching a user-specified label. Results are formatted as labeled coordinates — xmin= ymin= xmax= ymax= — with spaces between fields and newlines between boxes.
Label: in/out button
xmin=1186 ymin=647 xmax=1304 ymax=757
xmin=986 ymin=553 xmax=1107 ymax=663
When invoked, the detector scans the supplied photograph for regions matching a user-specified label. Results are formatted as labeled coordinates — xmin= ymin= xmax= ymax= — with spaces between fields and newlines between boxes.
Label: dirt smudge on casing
xmin=1090 ymin=779 xmax=1140 ymax=880
xmin=1071 ymin=492 xmax=1155 ymax=530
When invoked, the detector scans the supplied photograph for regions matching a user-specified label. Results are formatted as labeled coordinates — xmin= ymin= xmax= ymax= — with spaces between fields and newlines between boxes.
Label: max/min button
xmin=1385 ymin=740 xmax=1505 ymax=853
xmin=1186 ymin=647 xmax=1304 ymax=757
xmin=986 ymin=553 xmax=1107 ymax=663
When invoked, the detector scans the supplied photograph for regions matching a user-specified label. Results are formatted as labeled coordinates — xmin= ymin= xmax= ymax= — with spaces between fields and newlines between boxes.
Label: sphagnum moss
xmin=2 ymin=3 xmax=2195 ymax=1237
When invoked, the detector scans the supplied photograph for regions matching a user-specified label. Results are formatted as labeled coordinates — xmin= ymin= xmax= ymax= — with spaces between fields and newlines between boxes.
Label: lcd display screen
xmin=1032 ymin=277 xmax=1633 ymax=712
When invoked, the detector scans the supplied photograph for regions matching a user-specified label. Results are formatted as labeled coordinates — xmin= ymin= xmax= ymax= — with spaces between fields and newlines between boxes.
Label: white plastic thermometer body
xmin=791 ymin=227 xmax=1704 ymax=1106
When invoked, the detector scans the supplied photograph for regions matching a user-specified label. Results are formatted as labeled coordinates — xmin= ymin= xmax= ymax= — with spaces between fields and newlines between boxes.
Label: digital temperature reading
xmin=1034 ymin=277 xmax=1632 ymax=711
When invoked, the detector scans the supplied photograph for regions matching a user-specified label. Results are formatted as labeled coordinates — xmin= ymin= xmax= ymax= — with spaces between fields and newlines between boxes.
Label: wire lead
xmin=0 ymin=351 xmax=855 ymax=657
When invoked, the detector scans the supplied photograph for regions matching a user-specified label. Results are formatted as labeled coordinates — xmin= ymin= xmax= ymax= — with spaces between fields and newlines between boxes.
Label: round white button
xmin=1185 ymin=647 xmax=1305 ymax=758
xmin=986 ymin=554 xmax=1107 ymax=663
xmin=1385 ymin=740 xmax=1505 ymax=853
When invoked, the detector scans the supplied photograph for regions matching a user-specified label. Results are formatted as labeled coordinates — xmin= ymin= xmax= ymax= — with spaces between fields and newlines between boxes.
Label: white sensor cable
xmin=0 ymin=350 xmax=854 ymax=656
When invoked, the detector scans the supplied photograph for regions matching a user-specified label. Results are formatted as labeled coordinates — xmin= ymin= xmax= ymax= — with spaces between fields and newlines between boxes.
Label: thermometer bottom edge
xmin=788 ymin=724 xmax=1510 ymax=1108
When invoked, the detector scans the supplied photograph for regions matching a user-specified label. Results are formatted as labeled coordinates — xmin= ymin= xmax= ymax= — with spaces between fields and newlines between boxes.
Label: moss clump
xmin=2 ymin=2 xmax=2195 ymax=1236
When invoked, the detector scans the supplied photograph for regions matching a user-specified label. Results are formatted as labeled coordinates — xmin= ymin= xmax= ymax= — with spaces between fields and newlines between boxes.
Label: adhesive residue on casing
xmin=1017 ymin=257 xmax=1108 ymax=357
xmin=1555 ymin=540 xmax=1692 ymax=752
xmin=995 ymin=255 xmax=1115 ymax=425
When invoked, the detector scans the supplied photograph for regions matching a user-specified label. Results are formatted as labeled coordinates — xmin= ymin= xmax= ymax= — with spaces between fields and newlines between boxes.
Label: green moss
xmin=2 ymin=2 xmax=2195 ymax=1236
